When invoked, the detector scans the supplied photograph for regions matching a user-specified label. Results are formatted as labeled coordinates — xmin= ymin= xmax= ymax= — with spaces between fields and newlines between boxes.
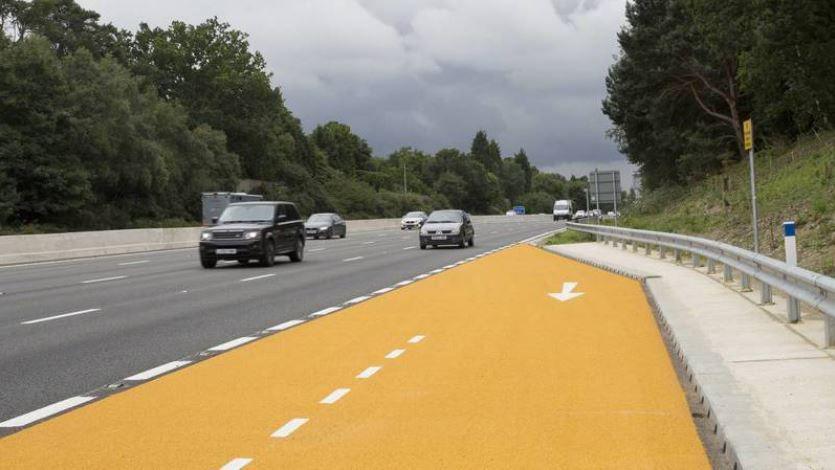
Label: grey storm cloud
xmin=79 ymin=0 xmax=635 ymax=183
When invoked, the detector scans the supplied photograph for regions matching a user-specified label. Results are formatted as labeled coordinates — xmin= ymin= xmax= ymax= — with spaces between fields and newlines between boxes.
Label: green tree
xmin=513 ymin=148 xmax=533 ymax=192
xmin=500 ymin=158 xmax=526 ymax=205
xmin=310 ymin=121 xmax=373 ymax=175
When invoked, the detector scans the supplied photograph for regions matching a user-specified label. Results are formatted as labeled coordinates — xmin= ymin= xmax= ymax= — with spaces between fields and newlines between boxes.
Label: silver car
xmin=419 ymin=210 xmax=475 ymax=249
xmin=400 ymin=211 xmax=428 ymax=230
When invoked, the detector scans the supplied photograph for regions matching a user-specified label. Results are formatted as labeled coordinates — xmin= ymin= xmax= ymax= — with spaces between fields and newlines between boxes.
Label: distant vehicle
xmin=305 ymin=213 xmax=347 ymax=239
xmin=505 ymin=210 xmax=517 ymax=216
xmin=201 ymin=192 xmax=263 ymax=226
xmin=573 ymin=210 xmax=587 ymax=220
xmin=420 ymin=210 xmax=475 ymax=249
xmin=199 ymin=201 xmax=304 ymax=268
xmin=513 ymin=205 xmax=526 ymax=215
xmin=400 ymin=211 xmax=428 ymax=230
xmin=553 ymin=200 xmax=573 ymax=221
xmin=607 ymin=211 xmax=619 ymax=218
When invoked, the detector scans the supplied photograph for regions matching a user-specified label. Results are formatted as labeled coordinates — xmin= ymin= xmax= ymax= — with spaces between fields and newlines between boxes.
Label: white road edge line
xmin=320 ymin=388 xmax=351 ymax=404
xmin=118 ymin=260 xmax=149 ymax=266
xmin=81 ymin=275 xmax=127 ymax=284
xmin=413 ymin=274 xmax=429 ymax=280
xmin=21 ymin=308 xmax=101 ymax=325
xmin=408 ymin=335 xmax=426 ymax=344
xmin=430 ymin=269 xmax=444 ymax=274
xmin=385 ymin=349 xmax=406 ymax=359
xmin=208 ymin=336 xmax=257 ymax=352
xmin=343 ymin=256 xmax=364 ymax=262
xmin=403 ymin=246 xmax=417 ymax=250
xmin=395 ymin=280 xmax=413 ymax=287
xmin=345 ymin=295 xmax=371 ymax=305
xmin=125 ymin=361 xmax=191 ymax=381
xmin=309 ymin=306 xmax=341 ymax=317
xmin=267 ymin=319 xmax=305 ymax=331
xmin=240 ymin=273 xmax=276 ymax=283
xmin=356 ymin=366 xmax=382 ymax=379
xmin=0 ymin=396 xmax=96 ymax=428
xmin=271 ymin=418 xmax=309 ymax=438
xmin=373 ymin=287 xmax=394 ymax=295
xmin=220 ymin=458 xmax=253 ymax=470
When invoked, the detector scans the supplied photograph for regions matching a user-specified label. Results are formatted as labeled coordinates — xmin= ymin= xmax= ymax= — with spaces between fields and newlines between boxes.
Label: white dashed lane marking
xmin=373 ymin=287 xmax=394 ymax=295
xmin=208 ymin=337 xmax=257 ymax=352
xmin=319 ymin=388 xmax=351 ymax=405
xmin=271 ymin=418 xmax=309 ymax=438
xmin=21 ymin=308 xmax=101 ymax=325
xmin=117 ymin=260 xmax=149 ymax=266
xmin=385 ymin=349 xmax=405 ymax=359
xmin=343 ymin=256 xmax=364 ymax=262
xmin=309 ymin=306 xmax=341 ymax=317
xmin=0 ymin=396 xmax=96 ymax=428
xmin=81 ymin=276 xmax=127 ymax=284
xmin=345 ymin=296 xmax=371 ymax=305
xmin=267 ymin=319 xmax=305 ymax=331
xmin=240 ymin=274 xmax=275 ymax=283
xmin=356 ymin=366 xmax=382 ymax=379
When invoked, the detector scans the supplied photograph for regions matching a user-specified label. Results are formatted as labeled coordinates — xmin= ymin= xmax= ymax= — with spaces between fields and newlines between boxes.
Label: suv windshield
xmin=404 ymin=212 xmax=424 ymax=218
xmin=426 ymin=210 xmax=463 ymax=224
xmin=307 ymin=214 xmax=332 ymax=223
xmin=218 ymin=204 xmax=274 ymax=224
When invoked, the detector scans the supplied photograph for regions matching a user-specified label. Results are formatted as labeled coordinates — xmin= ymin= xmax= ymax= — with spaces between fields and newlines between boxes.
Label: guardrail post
xmin=674 ymin=249 xmax=682 ymax=263
xmin=723 ymin=265 xmax=733 ymax=282
xmin=632 ymin=241 xmax=638 ymax=252
xmin=622 ymin=239 xmax=627 ymax=250
xmin=659 ymin=246 xmax=666 ymax=259
xmin=612 ymin=238 xmax=617 ymax=248
xmin=645 ymin=243 xmax=651 ymax=255
xmin=741 ymin=273 xmax=751 ymax=291
xmin=707 ymin=258 xmax=716 ymax=274
xmin=760 ymin=281 xmax=773 ymax=304
xmin=825 ymin=317 xmax=835 ymax=348
xmin=788 ymin=297 xmax=800 ymax=323
xmin=692 ymin=253 xmax=701 ymax=268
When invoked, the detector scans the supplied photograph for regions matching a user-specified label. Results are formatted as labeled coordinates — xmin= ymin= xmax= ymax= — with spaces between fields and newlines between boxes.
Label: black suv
xmin=199 ymin=201 xmax=305 ymax=268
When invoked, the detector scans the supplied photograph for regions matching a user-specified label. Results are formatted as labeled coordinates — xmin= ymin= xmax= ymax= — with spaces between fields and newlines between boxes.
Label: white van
xmin=553 ymin=200 xmax=573 ymax=221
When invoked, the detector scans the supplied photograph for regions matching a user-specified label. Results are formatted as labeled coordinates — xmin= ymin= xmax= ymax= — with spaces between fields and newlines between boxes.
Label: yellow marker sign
xmin=743 ymin=119 xmax=753 ymax=150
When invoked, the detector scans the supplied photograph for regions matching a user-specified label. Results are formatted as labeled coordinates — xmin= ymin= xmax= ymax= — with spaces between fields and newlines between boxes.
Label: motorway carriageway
xmin=0 ymin=217 xmax=557 ymax=425
xmin=0 ymin=242 xmax=709 ymax=468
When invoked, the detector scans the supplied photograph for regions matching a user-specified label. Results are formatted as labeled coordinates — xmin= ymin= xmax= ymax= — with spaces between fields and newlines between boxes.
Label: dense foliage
xmin=0 ymin=0 xmax=586 ymax=230
xmin=603 ymin=0 xmax=835 ymax=190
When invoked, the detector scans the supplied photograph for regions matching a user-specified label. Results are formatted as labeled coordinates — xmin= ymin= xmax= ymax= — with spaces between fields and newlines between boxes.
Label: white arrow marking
xmin=548 ymin=282 xmax=584 ymax=302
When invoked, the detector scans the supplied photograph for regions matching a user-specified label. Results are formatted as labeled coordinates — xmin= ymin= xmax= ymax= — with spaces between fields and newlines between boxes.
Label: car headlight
xmin=243 ymin=230 xmax=260 ymax=240
xmin=201 ymin=231 xmax=212 ymax=240
xmin=319 ymin=226 xmax=328 ymax=231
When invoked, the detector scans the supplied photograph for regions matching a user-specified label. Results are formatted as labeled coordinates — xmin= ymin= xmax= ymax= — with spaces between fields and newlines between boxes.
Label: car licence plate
xmin=431 ymin=235 xmax=446 ymax=240
xmin=216 ymin=248 xmax=237 ymax=255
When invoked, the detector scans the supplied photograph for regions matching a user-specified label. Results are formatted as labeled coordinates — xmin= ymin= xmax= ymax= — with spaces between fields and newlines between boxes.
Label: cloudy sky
xmin=80 ymin=0 xmax=634 ymax=184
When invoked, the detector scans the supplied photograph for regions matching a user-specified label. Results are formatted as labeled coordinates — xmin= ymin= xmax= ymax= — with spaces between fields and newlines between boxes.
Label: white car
xmin=400 ymin=211 xmax=428 ymax=230
xmin=505 ymin=210 xmax=517 ymax=216
xmin=573 ymin=210 xmax=587 ymax=220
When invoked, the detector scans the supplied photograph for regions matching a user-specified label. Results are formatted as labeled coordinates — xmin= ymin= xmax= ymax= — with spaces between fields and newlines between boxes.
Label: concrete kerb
xmin=541 ymin=245 xmax=797 ymax=470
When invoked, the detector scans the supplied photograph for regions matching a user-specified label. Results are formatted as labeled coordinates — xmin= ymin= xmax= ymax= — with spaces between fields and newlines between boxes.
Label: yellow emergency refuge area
xmin=0 ymin=245 xmax=709 ymax=469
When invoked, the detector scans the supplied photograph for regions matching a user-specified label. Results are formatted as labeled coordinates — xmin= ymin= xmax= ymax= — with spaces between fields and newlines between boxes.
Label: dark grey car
xmin=305 ymin=213 xmax=347 ymax=239
xmin=419 ymin=209 xmax=475 ymax=249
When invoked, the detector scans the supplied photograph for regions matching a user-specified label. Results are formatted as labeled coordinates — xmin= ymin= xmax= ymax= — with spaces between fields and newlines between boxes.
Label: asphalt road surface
xmin=0 ymin=216 xmax=559 ymax=425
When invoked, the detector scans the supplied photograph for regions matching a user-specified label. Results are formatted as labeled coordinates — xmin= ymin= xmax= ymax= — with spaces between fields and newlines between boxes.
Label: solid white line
xmin=208 ymin=336 xmax=257 ymax=351
xmin=267 ymin=319 xmax=305 ymax=331
xmin=363 ymin=241 xmax=376 ymax=245
xmin=125 ymin=361 xmax=191 ymax=381
xmin=430 ymin=269 xmax=444 ymax=274
xmin=395 ymin=280 xmax=414 ymax=287
xmin=343 ymin=256 xmax=364 ymax=262
xmin=385 ymin=349 xmax=406 ymax=359
xmin=403 ymin=246 xmax=417 ymax=250
xmin=240 ymin=273 xmax=275 ymax=283
xmin=221 ymin=458 xmax=253 ymax=470
xmin=356 ymin=366 xmax=382 ymax=379
xmin=308 ymin=248 xmax=326 ymax=252
xmin=309 ymin=306 xmax=341 ymax=317
xmin=0 ymin=396 xmax=96 ymax=427
xmin=21 ymin=308 xmax=101 ymax=325
xmin=81 ymin=276 xmax=126 ymax=284
xmin=443 ymin=264 xmax=455 ymax=269
xmin=320 ymin=388 xmax=351 ymax=404
xmin=373 ymin=287 xmax=394 ymax=295
xmin=413 ymin=274 xmax=429 ymax=280
xmin=408 ymin=335 xmax=426 ymax=344
xmin=118 ymin=260 xmax=149 ymax=266
xmin=271 ymin=418 xmax=309 ymax=438
xmin=345 ymin=295 xmax=371 ymax=305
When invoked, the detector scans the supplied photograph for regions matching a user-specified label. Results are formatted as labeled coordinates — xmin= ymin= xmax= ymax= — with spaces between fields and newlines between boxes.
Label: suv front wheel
xmin=260 ymin=240 xmax=276 ymax=267
xmin=200 ymin=254 xmax=217 ymax=269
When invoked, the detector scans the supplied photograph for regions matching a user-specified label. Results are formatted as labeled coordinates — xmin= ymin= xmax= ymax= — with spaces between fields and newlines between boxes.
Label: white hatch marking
xmin=408 ymin=335 xmax=426 ymax=344
xmin=385 ymin=349 xmax=406 ymax=359
xmin=320 ymin=388 xmax=351 ymax=404
xmin=220 ymin=458 xmax=253 ymax=470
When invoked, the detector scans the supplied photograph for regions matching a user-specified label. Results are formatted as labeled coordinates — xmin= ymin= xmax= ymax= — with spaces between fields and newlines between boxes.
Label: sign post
xmin=744 ymin=119 xmax=759 ymax=253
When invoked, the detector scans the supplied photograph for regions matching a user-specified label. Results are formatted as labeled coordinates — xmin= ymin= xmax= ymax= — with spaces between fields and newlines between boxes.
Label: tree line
xmin=0 ymin=0 xmax=586 ymax=231
xmin=603 ymin=0 xmax=835 ymax=190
